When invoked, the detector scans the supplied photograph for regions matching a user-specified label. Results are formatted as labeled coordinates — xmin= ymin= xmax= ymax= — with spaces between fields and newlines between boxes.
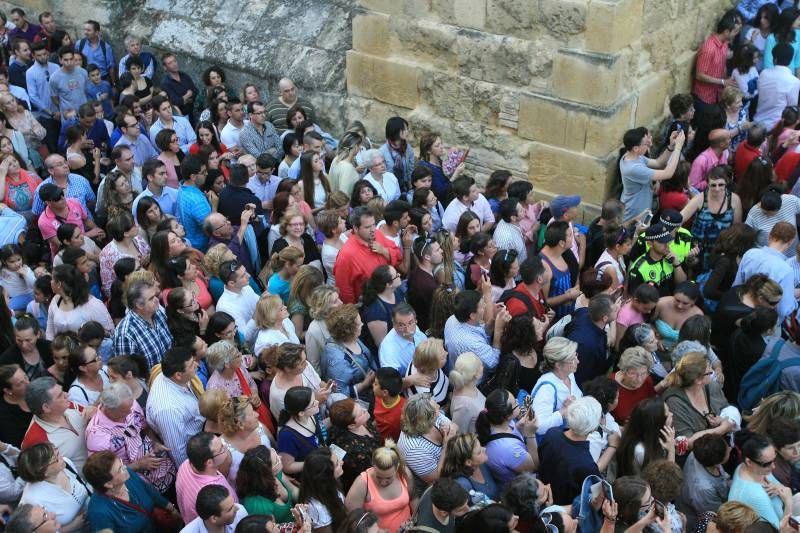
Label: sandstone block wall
xmin=7 ymin=0 xmax=734 ymax=219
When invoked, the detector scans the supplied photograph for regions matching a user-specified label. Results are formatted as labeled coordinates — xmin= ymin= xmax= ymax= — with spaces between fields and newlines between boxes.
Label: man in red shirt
xmin=334 ymin=206 xmax=401 ymax=304
xmin=692 ymin=11 xmax=741 ymax=108
xmin=502 ymin=256 xmax=554 ymax=349
xmin=733 ymin=125 xmax=766 ymax=182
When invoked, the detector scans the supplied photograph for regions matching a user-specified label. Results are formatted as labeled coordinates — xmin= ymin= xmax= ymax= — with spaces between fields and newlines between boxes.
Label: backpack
xmin=738 ymin=339 xmax=800 ymax=410
xmin=77 ymin=38 xmax=111 ymax=72
xmin=497 ymin=286 xmax=536 ymax=316
xmin=694 ymin=270 xmax=719 ymax=313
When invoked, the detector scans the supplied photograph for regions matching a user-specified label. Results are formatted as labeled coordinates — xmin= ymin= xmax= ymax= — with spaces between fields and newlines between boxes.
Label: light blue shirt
xmin=177 ymin=185 xmax=212 ymax=250
xmin=443 ymin=315 xmax=500 ymax=372
xmin=75 ymin=39 xmax=115 ymax=77
xmin=734 ymin=245 xmax=797 ymax=320
xmin=114 ymin=133 xmax=159 ymax=167
xmin=132 ymin=186 xmax=179 ymax=222
xmin=149 ymin=115 xmax=196 ymax=154
xmin=287 ymin=156 xmax=301 ymax=180
xmin=247 ymin=174 xmax=281 ymax=204
xmin=378 ymin=328 xmax=428 ymax=375
xmin=31 ymin=174 xmax=96 ymax=217
xmin=762 ymin=33 xmax=800 ymax=73
xmin=728 ymin=465 xmax=784 ymax=530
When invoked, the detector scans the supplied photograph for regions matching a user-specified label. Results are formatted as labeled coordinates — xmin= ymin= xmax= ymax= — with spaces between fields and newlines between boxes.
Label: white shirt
xmin=217 ymin=286 xmax=259 ymax=333
xmin=441 ymin=194 xmax=496 ymax=233
xmin=20 ymin=457 xmax=89 ymax=527
xmin=220 ymin=120 xmax=245 ymax=150
xmin=253 ymin=318 xmax=300 ymax=356
xmin=365 ymin=171 xmax=401 ymax=202
xmin=179 ymin=504 xmax=248 ymax=533
xmin=754 ymin=66 xmax=800 ymax=130
xmin=146 ymin=374 xmax=205 ymax=467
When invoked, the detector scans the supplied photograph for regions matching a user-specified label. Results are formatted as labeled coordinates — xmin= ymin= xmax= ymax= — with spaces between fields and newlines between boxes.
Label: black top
xmin=0 ymin=398 xmax=32 ymax=448
xmin=710 ymin=287 xmax=753 ymax=359
xmin=271 ymin=234 xmax=322 ymax=269
xmin=0 ymin=340 xmax=54 ymax=381
xmin=161 ymin=71 xmax=198 ymax=117
xmin=218 ymin=184 xmax=267 ymax=223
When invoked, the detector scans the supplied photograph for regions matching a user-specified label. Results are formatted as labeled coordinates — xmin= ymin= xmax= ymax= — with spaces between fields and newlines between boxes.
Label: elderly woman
xmin=404 ymin=338 xmax=450 ymax=407
xmin=611 ymin=346 xmax=658 ymax=424
xmin=329 ymin=398 xmax=382 ymax=492
xmin=397 ymin=394 xmax=458 ymax=497
xmin=530 ymin=336 xmax=583 ymax=437
xmin=84 ymin=450 xmax=179 ymax=533
xmin=476 ymin=389 xmax=539 ymax=489
xmin=539 ymin=396 xmax=609 ymax=505
xmin=99 ymin=212 xmax=150 ymax=297
xmin=205 ymin=339 xmax=265 ymax=410
xmin=46 ymin=264 xmax=113 ymax=341
xmin=253 ymin=294 xmax=300 ymax=357
xmin=441 ymin=432 xmax=498 ymax=502
xmin=272 ymin=209 xmax=322 ymax=271
xmin=65 ymin=344 xmax=109 ymax=406
xmin=17 ymin=442 xmax=90 ymax=532
xmin=85 ymin=382 xmax=176 ymax=493
xmin=305 ymin=285 xmax=340 ymax=375
xmin=323 ymin=304 xmax=376 ymax=403
xmin=219 ymin=395 xmax=274 ymax=485
xmin=663 ymin=351 xmax=741 ymax=451
xmin=362 ymin=148 xmax=401 ymax=202
xmin=729 ymin=432 xmax=793 ymax=530
xmin=237 ymin=445 xmax=299 ymax=522
xmin=617 ymin=323 xmax=670 ymax=384
xmin=344 ymin=441 xmax=413 ymax=532
xmin=449 ymin=352 xmax=484 ymax=434
xmin=0 ymin=93 xmax=45 ymax=168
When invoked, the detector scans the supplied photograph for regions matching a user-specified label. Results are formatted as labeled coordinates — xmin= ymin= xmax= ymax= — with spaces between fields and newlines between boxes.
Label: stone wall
xmin=8 ymin=0 xmax=734 ymax=218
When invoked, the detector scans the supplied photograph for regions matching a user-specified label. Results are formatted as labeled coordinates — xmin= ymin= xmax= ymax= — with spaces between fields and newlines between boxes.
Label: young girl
xmin=61 ymin=247 xmax=103 ymax=300
xmin=731 ymin=43 xmax=759 ymax=117
xmin=0 ymin=244 xmax=35 ymax=312
xmin=26 ymin=275 xmax=53 ymax=331
xmin=267 ymin=247 xmax=305 ymax=304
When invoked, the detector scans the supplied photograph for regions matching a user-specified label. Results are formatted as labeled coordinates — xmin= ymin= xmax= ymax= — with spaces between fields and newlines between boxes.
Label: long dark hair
xmin=475 ymin=389 xmax=514 ymax=445
xmin=166 ymin=287 xmax=200 ymax=339
xmin=361 ymin=265 xmax=393 ymax=307
xmin=236 ymin=445 xmax=279 ymax=501
xmin=299 ymin=448 xmax=346 ymax=531
xmin=53 ymin=264 xmax=90 ymax=306
xmin=300 ymin=151 xmax=331 ymax=207
xmin=196 ymin=120 xmax=223 ymax=152
xmin=616 ymin=398 xmax=669 ymax=476
xmin=278 ymin=386 xmax=313 ymax=426
xmin=148 ymin=230 xmax=174 ymax=283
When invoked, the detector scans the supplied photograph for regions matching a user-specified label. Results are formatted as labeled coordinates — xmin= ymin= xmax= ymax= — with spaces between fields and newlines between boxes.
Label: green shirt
xmin=242 ymin=471 xmax=294 ymax=523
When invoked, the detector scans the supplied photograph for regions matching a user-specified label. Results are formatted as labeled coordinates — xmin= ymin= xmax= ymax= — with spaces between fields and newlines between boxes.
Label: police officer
xmin=627 ymin=223 xmax=688 ymax=297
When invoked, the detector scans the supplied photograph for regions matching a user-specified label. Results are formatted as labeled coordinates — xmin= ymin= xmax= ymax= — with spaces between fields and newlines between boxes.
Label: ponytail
xmin=476 ymin=389 xmax=514 ymax=445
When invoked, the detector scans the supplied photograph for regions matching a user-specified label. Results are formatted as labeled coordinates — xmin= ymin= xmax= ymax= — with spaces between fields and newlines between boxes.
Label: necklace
xmin=294 ymin=418 xmax=316 ymax=435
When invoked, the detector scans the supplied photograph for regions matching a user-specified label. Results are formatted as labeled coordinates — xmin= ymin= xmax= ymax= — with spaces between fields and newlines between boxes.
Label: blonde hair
xmin=449 ymin=352 xmax=482 ymax=389
xmin=441 ymin=433 xmax=481 ymax=477
xmin=325 ymin=191 xmax=350 ymax=210
xmin=199 ymin=389 xmax=228 ymax=422
xmin=744 ymin=391 xmax=800 ymax=435
xmin=308 ymin=286 xmax=339 ymax=321
xmin=206 ymin=340 xmax=238 ymax=373
xmin=618 ymin=346 xmax=653 ymax=372
xmin=719 ymin=86 xmax=743 ymax=111
xmin=316 ymin=209 xmax=342 ymax=238
xmin=204 ymin=243 xmax=233 ymax=278
xmin=413 ymin=338 xmax=445 ymax=374
xmin=289 ymin=265 xmax=324 ymax=306
xmin=278 ymin=208 xmax=305 ymax=237
xmin=268 ymin=246 xmax=304 ymax=274
xmin=401 ymin=394 xmax=437 ymax=436
xmin=254 ymin=294 xmax=284 ymax=329
xmin=367 ymin=197 xmax=385 ymax=221
xmin=326 ymin=304 xmax=361 ymax=342
xmin=664 ymin=351 xmax=708 ymax=388
xmin=372 ymin=439 xmax=407 ymax=481
xmin=714 ymin=501 xmax=759 ymax=533
xmin=540 ymin=336 xmax=578 ymax=372
xmin=219 ymin=395 xmax=253 ymax=435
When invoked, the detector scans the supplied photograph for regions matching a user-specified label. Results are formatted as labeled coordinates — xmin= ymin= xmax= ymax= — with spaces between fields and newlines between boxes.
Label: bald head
xmin=203 ymin=212 xmax=231 ymax=239
xmin=709 ymin=129 xmax=730 ymax=147
xmin=278 ymin=78 xmax=297 ymax=104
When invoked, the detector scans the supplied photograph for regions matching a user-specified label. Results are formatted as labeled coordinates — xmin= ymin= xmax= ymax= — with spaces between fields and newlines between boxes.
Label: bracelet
xmin=666 ymin=146 xmax=675 ymax=152
xmin=604 ymin=515 xmax=618 ymax=522
xmin=607 ymin=445 xmax=617 ymax=449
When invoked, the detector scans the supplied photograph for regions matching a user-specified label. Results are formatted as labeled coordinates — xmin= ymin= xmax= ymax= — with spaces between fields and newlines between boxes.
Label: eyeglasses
xmin=708 ymin=182 xmax=727 ymax=188
xmin=250 ymin=110 xmax=266 ymax=116
xmin=32 ymin=508 xmax=55 ymax=532
xmin=213 ymin=220 xmax=231 ymax=232
xmin=84 ymin=355 xmax=102 ymax=365
xmin=751 ymin=457 xmax=776 ymax=468
xmin=212 ymin=446 xmax=229 ymax=460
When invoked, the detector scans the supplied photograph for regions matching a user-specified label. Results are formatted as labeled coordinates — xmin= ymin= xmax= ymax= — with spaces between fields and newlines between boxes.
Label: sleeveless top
xmin=540 ymin=253 xmax=573 ymax=320
xmin=221 ymin=424 xmax=272 ymax=484
xmin=361 ymin=467 xmax=412 ymax=531
xmin=691 ymin=189 xmax=734 ymax=270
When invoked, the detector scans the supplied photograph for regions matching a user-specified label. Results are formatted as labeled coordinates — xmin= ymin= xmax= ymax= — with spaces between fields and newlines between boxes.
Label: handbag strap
xmin=106 ymin=492 xmax=149 ymax=516
xmin=64 ymin=461 xmax=93 ymax=495
xmin=235 ymin=367 xmax=253 ymax=396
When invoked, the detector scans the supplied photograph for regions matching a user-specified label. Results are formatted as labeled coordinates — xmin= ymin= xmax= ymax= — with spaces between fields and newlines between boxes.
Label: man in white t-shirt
xmin=179 ymin=484 xmax=247 ymax=533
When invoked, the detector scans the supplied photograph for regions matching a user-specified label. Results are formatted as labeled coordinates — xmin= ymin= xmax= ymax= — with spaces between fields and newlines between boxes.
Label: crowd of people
xmin=3 ymin=2 xmax=800 ymax=532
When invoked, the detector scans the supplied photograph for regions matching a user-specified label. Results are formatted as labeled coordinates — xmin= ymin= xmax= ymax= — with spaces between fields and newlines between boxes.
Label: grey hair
xmin=566 ymin=396 xmax=602 ymax=437
xmin=400 ymin=394 xmax=438 ymax=436
xmin=618 ymin=346 xmax=653 ymax=372
xmin=25 ymin=377 xmax=58 ymax=417
xmin=501 ymin=473 xmax=541 ymax=520
xmin=123 ymin=35 xmax=141 ymax=47
xmin=336 ymin=131 xmax=363 ymax=159
xmin=630 ymin=323 xmax=655 ymax=346
xmin=541 ymin=336 xmax=578 ymax=372
xmin=670 ymin=340 xmax=709 ymax=367
xmin=449 ymin=352 xmax=483 ymax=389
xmin=100 ymin=382 xmax=134 ymax=410
xmin=5 ymin=503 xmax=36 ymax=533
xmin=363 ymin=148 xmax=383 ymax=168
xmin=206 ymin=340 xmax=237 ymax=373
xmin=125 ymin=279 xmax=154 ymax=310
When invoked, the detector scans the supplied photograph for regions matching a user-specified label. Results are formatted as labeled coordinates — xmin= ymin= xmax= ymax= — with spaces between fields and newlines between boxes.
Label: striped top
xmin=744 ymin=195 xmax=800 ymax=258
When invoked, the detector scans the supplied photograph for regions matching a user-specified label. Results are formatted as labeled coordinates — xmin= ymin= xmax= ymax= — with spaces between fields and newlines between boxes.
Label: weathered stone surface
xmin=541 ymin=0 xmax=587 ymax=40
xmin=352 ymin=13 xmax=392 ymax=57
xmin=551 ymin=51 xmax=626 ymax=107
xmin=585 ymin=0 xmax=644 ymax=54
xmin=529 ymin=143 xmax=610 ymax=205
xmin=346 ymin=51 xmax=420 ymax=109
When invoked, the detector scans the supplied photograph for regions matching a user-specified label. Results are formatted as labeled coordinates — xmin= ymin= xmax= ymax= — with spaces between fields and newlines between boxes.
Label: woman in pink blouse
xmin=98 ymin=213 xmax=150 ymax=298
xmin=206 ymin=339 xmax=260 ymax=400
